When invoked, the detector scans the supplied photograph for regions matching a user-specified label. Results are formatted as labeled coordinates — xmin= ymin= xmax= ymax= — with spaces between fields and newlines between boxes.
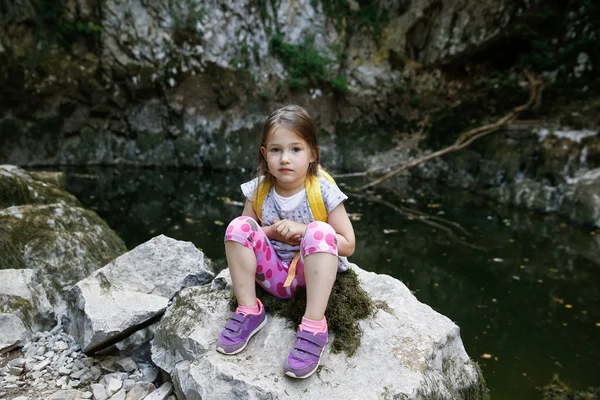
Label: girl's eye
xmin=270 ymin=148 xmax=280 ymax=153
xmin=292 ymin=147 xmax=302 ymax=152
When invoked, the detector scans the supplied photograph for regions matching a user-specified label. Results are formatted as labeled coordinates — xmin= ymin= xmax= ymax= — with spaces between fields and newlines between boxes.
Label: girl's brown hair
xmin=256 ymin=105 xmax=320 ymax=186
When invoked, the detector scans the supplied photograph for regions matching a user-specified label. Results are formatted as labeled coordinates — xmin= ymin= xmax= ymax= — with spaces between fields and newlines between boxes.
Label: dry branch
xmin=356 ymin=71 xmax=544 ymax=191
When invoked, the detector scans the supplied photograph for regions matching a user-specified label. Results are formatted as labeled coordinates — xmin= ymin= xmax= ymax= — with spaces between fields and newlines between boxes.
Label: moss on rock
xmin=229 ymin=268 xmax=376 ymax=356
xmin=0 ymin=294 xmax=35 ymax=330
xmin=0 ymin=167 xmax=80 ymax=208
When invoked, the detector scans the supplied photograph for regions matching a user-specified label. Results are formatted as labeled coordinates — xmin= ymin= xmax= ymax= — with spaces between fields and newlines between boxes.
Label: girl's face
xmin=260 ymin=126 xmax=316 ymax=187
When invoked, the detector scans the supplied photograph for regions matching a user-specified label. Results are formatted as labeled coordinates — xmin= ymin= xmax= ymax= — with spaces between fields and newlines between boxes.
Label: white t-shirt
xmin=272 ymin=189 xmax=306 ymax=212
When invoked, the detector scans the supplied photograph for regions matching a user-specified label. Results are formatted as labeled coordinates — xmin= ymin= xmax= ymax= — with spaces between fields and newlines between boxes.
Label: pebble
xmin=0 ymin=326 xmax=168 ymax=400
xmin=59 ymin=366 xmax=72 ymax=375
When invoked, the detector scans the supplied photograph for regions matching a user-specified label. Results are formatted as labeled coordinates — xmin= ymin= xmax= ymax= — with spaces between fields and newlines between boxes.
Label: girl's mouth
xmin=279 ymin=168 xmax=293 ymax=172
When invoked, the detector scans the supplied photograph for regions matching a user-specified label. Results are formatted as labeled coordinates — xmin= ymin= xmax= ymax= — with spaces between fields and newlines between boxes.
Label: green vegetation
xmin=256 ymin=0 xmax=280 ymax=36
xmin=0 ymin=215 xmax=53 ymax=270
xmin=230 ymin=269 xmax=377 ymax=356
xmin=538 ymin=375 xmax=599 ymax=400
xmin=33 ymin=1 xmax=102 ymax=48
xmin=230 ymin=43 xmax=257 ymax=71
xmin=311 ymin=0 xmax=389 ymax=41
xmin=270 ymin=34 xmax=347 ymax=92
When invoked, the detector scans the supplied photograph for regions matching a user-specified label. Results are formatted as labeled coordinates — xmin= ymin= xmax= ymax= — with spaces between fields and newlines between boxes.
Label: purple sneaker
xmin=283 ymin=329 xmax=328 ymax=379
xmin=216 ymin=299 xmax=267 ymax=355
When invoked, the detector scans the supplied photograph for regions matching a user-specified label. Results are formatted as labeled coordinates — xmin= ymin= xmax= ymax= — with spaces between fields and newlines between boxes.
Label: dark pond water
xmin=63 ymin=167 xmax=600 ymax=399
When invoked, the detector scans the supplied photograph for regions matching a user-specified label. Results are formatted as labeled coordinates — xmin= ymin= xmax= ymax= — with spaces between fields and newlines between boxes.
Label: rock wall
xmin=0 ymin=0 xmax=536 ymax=168
xmin=412 ymin=126 xmax=600 ymax=227
xmin=1 ymin=0 xmax=598 ymax=226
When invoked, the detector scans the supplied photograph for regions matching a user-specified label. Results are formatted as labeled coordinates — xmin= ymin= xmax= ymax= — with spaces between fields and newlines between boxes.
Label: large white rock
xmin=84 ymin=235 xmax=213 ymax=298
xmin=67 ymin=235 xmax=214 ymax=353
xmin=68 ymin=279 xmax=169 ymax=354
xmin=151 ymin=266 xmax=484 ymax=399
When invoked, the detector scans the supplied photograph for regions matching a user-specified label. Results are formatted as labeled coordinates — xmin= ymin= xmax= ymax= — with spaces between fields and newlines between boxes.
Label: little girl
xmin=216 ymin=105 xmax=356 ymax=379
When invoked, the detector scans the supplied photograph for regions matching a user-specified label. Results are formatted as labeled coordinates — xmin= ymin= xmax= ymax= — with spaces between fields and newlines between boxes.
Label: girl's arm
xmin=241 ymin=200 xmax=258 ymax=220
xmin=327 ymin=203 xmax=356 ymax=257
xmin=241 ymin=200 xmax=290 ymax=242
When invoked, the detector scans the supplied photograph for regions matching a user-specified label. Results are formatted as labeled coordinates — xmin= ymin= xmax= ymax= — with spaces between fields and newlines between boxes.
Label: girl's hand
xmin=272 ymin=219 xmax=306 ymax=243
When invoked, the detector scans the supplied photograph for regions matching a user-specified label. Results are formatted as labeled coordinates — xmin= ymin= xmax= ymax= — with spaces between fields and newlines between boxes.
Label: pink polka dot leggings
xmin=224 ymin=216 xmax=338 ymax=299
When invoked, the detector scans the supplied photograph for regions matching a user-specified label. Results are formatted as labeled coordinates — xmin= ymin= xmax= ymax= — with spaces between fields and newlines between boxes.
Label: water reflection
xmin=64 ymin=167 xmax=599 ymax=399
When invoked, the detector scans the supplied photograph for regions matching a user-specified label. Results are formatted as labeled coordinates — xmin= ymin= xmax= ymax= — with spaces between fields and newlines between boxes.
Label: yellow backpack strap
xmin=306 ymin=174 xmax=333 ymax=222
xmin=253 ymin=179 xmax=272 ymax=223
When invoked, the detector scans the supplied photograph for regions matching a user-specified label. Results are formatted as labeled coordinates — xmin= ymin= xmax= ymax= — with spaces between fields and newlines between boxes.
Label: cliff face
xmin=1 ymin=0 xmax=599 ymax=225
xmin=0 ymin=0 xmax=537 ymax=167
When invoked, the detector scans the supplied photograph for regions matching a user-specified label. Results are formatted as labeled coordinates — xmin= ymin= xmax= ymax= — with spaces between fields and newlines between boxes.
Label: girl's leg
xmin=217 ymin=216 xmax=269 ymax=355
xmin=284 ymin=221 xmax=338 ymax=379
xmin=302 ymin=253 xmax=337 ymax=320
xmin=300 ymin=221 xmax=338 ymax=320
xmin=226 ymin=241 xmax=257 ymax=307
xmin=225 ymin=216 xmax=293 ymax=301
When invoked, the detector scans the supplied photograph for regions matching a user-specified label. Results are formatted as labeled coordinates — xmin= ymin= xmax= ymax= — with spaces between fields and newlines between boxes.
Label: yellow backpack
xmin=252 ymin=170 xmax=337 ymax=288
xmin=252 ymin=170 xmax=336 ymax=223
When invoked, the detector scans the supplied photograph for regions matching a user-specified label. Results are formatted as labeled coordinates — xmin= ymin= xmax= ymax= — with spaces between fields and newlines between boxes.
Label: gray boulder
xmin=67 ymin=235 xmax=214 ymax=353
xmin=0 ymin=313 xmax=29 ymax=353
xmin=0 ymin=165 xmax=127 ymax=324
xmin=0 ymin=269 xmax=54 ymax=332
xmin=151 ymin=266 xmax=485 ymax=400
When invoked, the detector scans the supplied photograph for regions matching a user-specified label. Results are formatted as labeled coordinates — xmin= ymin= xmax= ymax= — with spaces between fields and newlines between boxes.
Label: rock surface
xmin=0 ymin=313 xmax=28 ymax=353
xmin=67 ymin=235 xmax=214 ymax=353
xmin=0 ymin=269 xmax=54 ymax=334
xmin=151 ymin=266 xmax=483 ymax=399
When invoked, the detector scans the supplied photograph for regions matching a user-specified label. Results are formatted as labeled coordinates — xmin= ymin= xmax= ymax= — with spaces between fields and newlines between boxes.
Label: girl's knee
xmin=304 ymin=221 xmax=336 ymax=238
xmin=302 ymin=221 xmax=338 ymax=255
xmin=225 ymin=216 xmax=260 ymax=237
xmin=224 ymin=217 xmax=262 ymax=250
